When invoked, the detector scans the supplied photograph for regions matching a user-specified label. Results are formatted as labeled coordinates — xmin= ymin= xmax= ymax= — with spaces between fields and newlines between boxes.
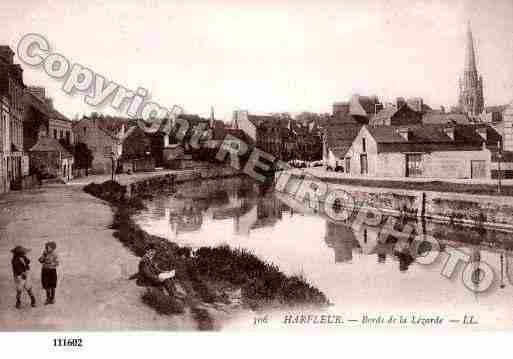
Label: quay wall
xmin=125 ymin=165 xmax=240 ymax=199
xmin=283 ymin=174 xmax=513 ymax=230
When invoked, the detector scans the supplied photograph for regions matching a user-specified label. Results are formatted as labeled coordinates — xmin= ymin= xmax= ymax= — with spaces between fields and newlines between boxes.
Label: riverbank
xmin=0 ymin=184 xmax=197 ymax=330
xmin=83 ymin=178 xmax=330 ymax=330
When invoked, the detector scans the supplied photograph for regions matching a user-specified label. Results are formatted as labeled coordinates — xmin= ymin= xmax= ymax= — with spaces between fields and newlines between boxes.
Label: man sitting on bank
xmin=136 ymin=244 xmax=180 ymax=298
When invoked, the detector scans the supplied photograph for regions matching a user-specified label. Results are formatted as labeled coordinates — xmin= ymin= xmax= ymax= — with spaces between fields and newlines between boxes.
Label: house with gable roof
xmin=343 ymin=123 xmax=500 ymax=179
xmin=72 ymin=115 xmax=128 ymax=174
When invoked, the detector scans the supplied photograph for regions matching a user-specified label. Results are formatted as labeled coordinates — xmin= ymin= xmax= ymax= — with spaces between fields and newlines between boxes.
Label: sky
xmin=1 ymin=0 xmax=512 ymax=120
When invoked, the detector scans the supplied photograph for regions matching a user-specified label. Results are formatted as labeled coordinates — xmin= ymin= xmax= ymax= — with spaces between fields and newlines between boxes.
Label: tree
xmin=73 ymin=142 xmax=93 ymax=169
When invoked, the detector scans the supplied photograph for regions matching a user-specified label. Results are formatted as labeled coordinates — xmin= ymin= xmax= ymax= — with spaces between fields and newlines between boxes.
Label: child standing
xmin=11 ymin=246 xmax=37 ymax=309
xmin=39 ymin=241 xmax=59 ymax=305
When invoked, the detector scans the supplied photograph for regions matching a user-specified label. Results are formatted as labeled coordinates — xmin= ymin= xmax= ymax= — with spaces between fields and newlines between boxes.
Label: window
xmin=345 ymin=157 xmax=351 ymax=174
xmin=362 ymin=137 xmax=366 ymax=152
xmin=53 ymin=129 xmax=57 ymax=138
xmin=60 ymin=130 xmax=63 ymax=139
xmin=360 ymin=154 xmax=368 ymax=175
xmin=406 ymin=154 xmax=422 ymax=177
xmin=104 ymin=146 xmax=111 ymax=155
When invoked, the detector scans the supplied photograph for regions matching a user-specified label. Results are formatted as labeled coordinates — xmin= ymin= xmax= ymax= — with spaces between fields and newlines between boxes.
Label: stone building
xmin=0 ymin=46 xmax=27 ymax=192
xmin=480 ymin=105 xmax=509 ymax=123
xmin=343 ymin=124 xmax=500 ymax=179
xmin=73 ymin=116 xmax=127 ymax=174
xmin=119 ymin=126 xmax=156 ymax=173
xmin=323 ymin=118 xmax=362 ymax=170
xmin=458 ymin=22 xmax=484 ymax=119
xmin=23 ymin=87 xmax=74 ymax=157
xmin=232 ymin=111 xmax=295 ymax=161
xmin=489 ymin=102 xmax=513 ymax=178
xmin=325 ymin=95 xmax=385 ymax=169
xmin=369 ymin=103 xmax=423 ymax=127
xmin=0 ymin=95 xmax=10 ymax=193
xmin=28 ymin=127 xmax=74 ymax=181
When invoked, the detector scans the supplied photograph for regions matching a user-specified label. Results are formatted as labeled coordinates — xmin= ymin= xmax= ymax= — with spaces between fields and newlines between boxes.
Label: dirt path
xmin=0 ymin=184 xmax=196 ymax=330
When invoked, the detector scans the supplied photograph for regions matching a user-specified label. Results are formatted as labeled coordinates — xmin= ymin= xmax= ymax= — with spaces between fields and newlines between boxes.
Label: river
xmin=133 ymin=176 xmax=513 ymax=330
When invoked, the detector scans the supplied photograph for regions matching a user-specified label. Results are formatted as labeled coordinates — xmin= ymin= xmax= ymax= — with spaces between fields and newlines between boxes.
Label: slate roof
xmin=24 ymin=91 xmax=72 ymax=122
xmin=369 ymin=104 xmax=423 ymax=126
xmin=29 ymin=136 xmax=73 ymax=157
xmin=369 ymin=107 xmax=399 ymax=126
xmin=208 ymin=127 xmax=254 ymax=145
xmin=325 ymin=123 xmax=362 ymax=158
xmin=484 ymin=105 xmax=508 ymax=114
xmin=365 ymin=124 xmax=500 ymax=153
xmin=422 ymin=112 xmax=470 ymax=125
xmin=349 ymin=95 xmax=380 ymax=117
xmin=246 ymin=115 xmax=274 ymax=127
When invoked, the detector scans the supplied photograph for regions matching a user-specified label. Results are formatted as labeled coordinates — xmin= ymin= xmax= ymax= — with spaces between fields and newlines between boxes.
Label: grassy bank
xmin=84 ymin=180 xmax=329 ymax=330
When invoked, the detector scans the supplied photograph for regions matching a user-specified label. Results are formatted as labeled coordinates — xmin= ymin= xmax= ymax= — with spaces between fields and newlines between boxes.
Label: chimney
xmin=0 ymin=46 xmax=14 ymax=64
xmin=407 ymin=97 xmax=423 ymax=112
xmin=210 ymin=106 xmax=215 ymax=128
xmin=397 ymin=128 xmax=410 ymax=140
xmin=333 ymin=102 xmax=350 ymax=117
xmin=396 ymin=97 xmax=406 ymax=109
xmin=444 ymin=126 xmax=455 ymax=140
xmin=45 ymin=97 xmax=54 ymax=110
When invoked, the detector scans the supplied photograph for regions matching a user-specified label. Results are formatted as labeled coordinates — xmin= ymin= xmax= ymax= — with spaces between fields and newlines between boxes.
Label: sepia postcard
xmin=1 ymin=0 xmax=513 ymax=354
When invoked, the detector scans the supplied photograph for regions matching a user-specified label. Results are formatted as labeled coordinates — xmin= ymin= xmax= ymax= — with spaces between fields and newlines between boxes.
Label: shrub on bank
xmin=191 ymin=246 xmax=329 ymax=307
xmin=84 ymin=179 xmax=330 ymax=326
xmin=141 ymin=287 xmax=185 ymax=315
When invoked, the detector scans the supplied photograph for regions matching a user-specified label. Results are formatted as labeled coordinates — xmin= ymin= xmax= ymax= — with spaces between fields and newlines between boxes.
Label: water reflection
xmin=151 ymin=177 xmax=292 ymax=238
xmin=134 ymin=176 xmax=513 ymax=327
xmin=137 ymin=177 xmax=513 ymax=273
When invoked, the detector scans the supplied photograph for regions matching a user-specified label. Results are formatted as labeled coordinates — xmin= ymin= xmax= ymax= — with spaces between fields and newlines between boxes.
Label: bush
xmin=190 ymin=245 xmax=329 ymax=307
xmin=141 ymin=287 xmax=185 ymax=315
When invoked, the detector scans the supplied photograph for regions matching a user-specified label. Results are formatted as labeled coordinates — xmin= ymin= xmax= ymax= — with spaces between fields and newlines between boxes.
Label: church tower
xmin=458 ymin=21 xmax=484 ymax=120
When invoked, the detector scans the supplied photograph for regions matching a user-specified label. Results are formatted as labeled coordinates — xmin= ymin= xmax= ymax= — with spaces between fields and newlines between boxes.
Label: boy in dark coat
xmin=11 ymin=246 xmax=37 ymax=309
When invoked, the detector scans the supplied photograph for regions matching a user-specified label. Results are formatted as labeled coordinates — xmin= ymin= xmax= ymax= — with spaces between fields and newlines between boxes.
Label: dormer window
xmin=362 ymin=137 xmax=366 ymax=152
xmin=476 ymin=127 xmax=487 ymax=141
xmin=398 ymin=128 xmax=410 ymax=140
xmin=444 ymin=127 xmax=455 ymax=140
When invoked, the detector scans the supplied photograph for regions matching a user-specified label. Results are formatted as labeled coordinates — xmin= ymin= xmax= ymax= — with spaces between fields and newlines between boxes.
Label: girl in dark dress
xmin=39 ymin=241 xmax=59 ymax=305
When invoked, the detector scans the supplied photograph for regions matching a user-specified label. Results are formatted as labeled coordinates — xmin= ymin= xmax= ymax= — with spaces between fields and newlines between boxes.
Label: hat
xmin=45 ymin=241 xmax=57 ymax=251
xmin=11 ymin=246 xmax=31 ymax=255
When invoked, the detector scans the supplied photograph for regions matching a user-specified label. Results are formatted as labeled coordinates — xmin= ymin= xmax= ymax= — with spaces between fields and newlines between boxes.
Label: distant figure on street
xmin=36 ymin=167 xmax=43 ymax=187
xmin=11 ymin=246 xmax=37 ymax=309
xmin=38 ymin=241 xmax=59 ymax=305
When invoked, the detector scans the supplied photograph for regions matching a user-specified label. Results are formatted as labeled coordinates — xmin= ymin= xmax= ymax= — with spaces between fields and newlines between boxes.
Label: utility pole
xmin=500 ymin=252 xmax=506 ymax=289
xmin=110 ymin=151 xmax=116 ymax=182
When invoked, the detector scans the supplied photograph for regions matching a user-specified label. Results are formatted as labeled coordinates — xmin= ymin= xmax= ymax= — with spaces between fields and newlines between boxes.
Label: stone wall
xmin=284 ymin=174 xmax=513 ymax=229
xmin=125 ymin=165 xmax=240 ymax=199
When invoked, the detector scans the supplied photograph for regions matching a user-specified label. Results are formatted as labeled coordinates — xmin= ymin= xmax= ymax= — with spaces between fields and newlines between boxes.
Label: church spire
xmin=458 ymin=20 xmax=484 ymax=119
xmin=465 ymin=21 xmax=477 ymax=73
